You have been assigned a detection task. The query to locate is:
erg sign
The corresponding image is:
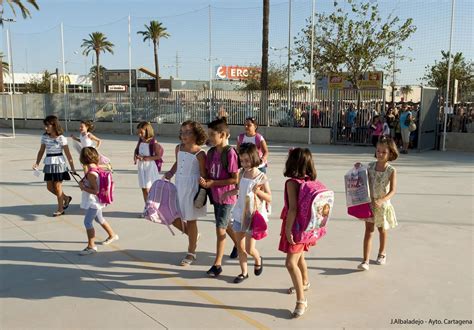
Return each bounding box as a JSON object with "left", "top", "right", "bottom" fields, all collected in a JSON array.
[{"left": 215, "top": 65, "right": 258, "bottom": 80}]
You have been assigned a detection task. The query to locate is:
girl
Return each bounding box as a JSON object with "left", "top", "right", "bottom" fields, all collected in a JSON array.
[
  {"left": 33, "top": 115, "right": 76, "bottom": 217},
  {"left": 236, "top": 117, "right": 269, "bottom": 173},
  {"left": 134, "top": 121, "right": 163, "bottom": 214},
  {"left": 164, "top": 121, "right": 207, "bottom": 266},
  {"left": 279, "top": 148, "right": 318, "bottom": 318},
  {"left": 78, "top": 147, "right": 118, "bottom": 255},
  {"left": 356, "top": 136, "right": 398, "bottom": 271},
  {"left": 70, "top": 120, "right": 112, "bottom": 171},
  {"left": 222, "top": 143, "right": 272, "bottom": 283},
  {"left": 370, "top": 115, "right": 384, "bottom": 147}
]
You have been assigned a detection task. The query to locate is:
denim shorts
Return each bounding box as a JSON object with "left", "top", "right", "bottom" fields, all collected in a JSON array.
[{"left": 213, "top": 203, "right": 233, "bottom": 229}]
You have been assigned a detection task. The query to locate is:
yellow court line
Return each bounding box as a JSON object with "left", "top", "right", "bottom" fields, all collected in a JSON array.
[{"left": 1, "top": 185, "right": 270, "bottom": 329}]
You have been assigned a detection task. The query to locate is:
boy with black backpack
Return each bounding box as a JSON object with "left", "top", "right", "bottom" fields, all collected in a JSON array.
[{"left": 199, "top": 118, "right": 239, "bottom": 277}]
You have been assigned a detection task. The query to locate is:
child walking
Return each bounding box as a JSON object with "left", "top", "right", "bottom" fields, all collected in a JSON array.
[
  {"left": 356, "top": 136, "right": 398, "bottom": 271},
  {"left": 78, "top": 147, "right": 118, "bottom": 255},
  {"left": 222, "top": 143, "right": 272, "bottom": 283},
  {"left": 164, "top": 121, "right": 207, "bottom": 266},
  {"left": 33, "top": 115, "right": 76, "bottom": 217},
  {"left": 134, "top": 122, "right": 163, "bottom": 214},
  {"left": 200, "top": 118, "right": 239, "bottom": 277},
  {"left": 236, "top": 117, "right": 269, "bottom": 173},
  {"left": 70, "top": 120, "right": 111, "bottom": 171},
  {"left": 279, "top": 148, "right": 318, "bottom": 318}
]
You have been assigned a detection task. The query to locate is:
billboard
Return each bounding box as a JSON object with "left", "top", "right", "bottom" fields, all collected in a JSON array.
[
  {"left": 319, "top": 71, "right": 384, "bottom": 89},
  {"left": 215, "top": 66, "right": 259, "bottom": 80},
  {"left": 103, "top": 69, "right": 137, "bottom": 85}
]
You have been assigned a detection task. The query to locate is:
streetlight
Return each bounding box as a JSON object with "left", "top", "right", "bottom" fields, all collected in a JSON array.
[{"left": 270, "top": 46, "right": 287, "bottom": 67}]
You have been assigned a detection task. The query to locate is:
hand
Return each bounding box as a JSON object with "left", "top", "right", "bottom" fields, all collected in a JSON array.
[
  {"left": 285, "top": 228, "right": 295, "bottom": 245},
  {"left": 163, "top": 171, "right": 173, "bottom": 180},
  {"left": 79, "top": 182, "right": 85, "bottom": 191},
  {"left": 252, "top": 184, "right": 263, "bottom": 194},
  {"left": 354, "top": 162, "right": 362, "bottom": 169},
  {"left": 32, "top": 163, "right": 39, "bottom": 170},
  {"left": 70, "top": 134, "right": 75, "bottom": 138},
  {"left": 142, "top": 156, "right": 148, "bottom": 161},
  {"left": 374, "top": 199, "right": 384, "bottom": 208}
]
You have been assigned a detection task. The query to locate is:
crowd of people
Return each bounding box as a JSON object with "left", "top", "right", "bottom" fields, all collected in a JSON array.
[{"left": 33, "top": 114, "right": 399, "bottom": 319}]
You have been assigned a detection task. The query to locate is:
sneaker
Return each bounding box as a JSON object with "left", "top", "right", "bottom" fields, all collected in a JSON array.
[
  {"left": 206, "top": 265, "right": 223, "bottom": 277},
  {"left": 357, "top": 261, "right": 369, "bottom": 271},
  {"left": 376, "top": 254, "right": 386, "bottom": 265},
  {"left": 103, "top": 234, "right": 119, "bottom": 245},
  {"left": 79, "top": 246, "right": 97, "bottom": 256},
  {"left": 229, "top": 246, "right": 238, "bottom": 259}
]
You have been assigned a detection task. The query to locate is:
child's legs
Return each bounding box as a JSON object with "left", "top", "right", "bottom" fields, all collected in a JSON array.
[
  {"left": 377, "top": 227, "right": 387, "bottom": 255},
  {"left": 53, "top": 181, "right": 65, "bottom": 211},
  {"left": 95, "top": 209, "right": 115, "bottom": 238},
  {"left": 46, "top": 180, "right": 56, "bottom": 195},
  {"left": 285, "top": 252, "right": 305, "bottom": 302},
  {"left": 214, "top": 227, "right": 227, "bottom": 266},
  {"left": 363, "top": 221, "right": 376, "bottom": 262},
  {"left": 185, "top": 220, "right": 198, "bottom": 254},
  {"left": 213, "top": 204, "right": 233, "bottom": 266},
  {"left": 244, "top": 234, "right": 261, "bottom": 265},
  {"left": 297, "top": 252, "right": 309, "bottom": 285},
  {"left": 235, "top": 232, "right": 248, "bottom": 275},
  {"left": 172, "top": 218, "right": 188, "bottom": 235},
  {"left": 225, "top": 224, "right": 238, "bottom": 247},
  {"left": 141, "top": 188, "right": 149, "bottom": 203},
  {"left": 84, "top": 208, "right": 98, "bottom": 247}
]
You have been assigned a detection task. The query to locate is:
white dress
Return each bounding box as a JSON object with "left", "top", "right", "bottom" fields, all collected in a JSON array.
[
  {"left": 232, "top": 171, "right": 268, "bottom": 232},
  {"left": 137, "top": 142, "right": 160, "bottom": 189},
  {"left": 175, "top": 149, "right": 207, "bottom": 220},
  {"left": 80, "top": 133, "right": 94, "bottom": 147}
]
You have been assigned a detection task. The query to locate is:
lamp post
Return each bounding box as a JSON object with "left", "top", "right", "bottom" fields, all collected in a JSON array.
[
  {"left": 1, "top": 17, "right": 16, "bottom": 137},
  {"left": 269, "top": 46, "right": 287, "bottom": 67}
]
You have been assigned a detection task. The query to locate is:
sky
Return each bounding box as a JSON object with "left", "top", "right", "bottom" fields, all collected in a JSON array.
[{"left": 1, "top": 0, "right": 472, "bottom": 86}]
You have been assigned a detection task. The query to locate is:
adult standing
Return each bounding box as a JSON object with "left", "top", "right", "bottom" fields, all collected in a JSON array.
[{"left": 399, "top": 104, "right": 412, "bottom": 154}]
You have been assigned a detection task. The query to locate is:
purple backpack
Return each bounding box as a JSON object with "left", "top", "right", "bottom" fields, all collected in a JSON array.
[
  {"left": 144, "top": 179, "right": 182, "bottom": 235},
  {"left": 134, "top": 137, "right": 164, "bottom": 171}
]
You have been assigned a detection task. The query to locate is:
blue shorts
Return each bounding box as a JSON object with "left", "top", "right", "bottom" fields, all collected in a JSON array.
[
  {"left": 84, "top": 208, "right": 105, "bottom": 229},
  {"left": 213, "top": 203, "right": 233, "bottom": 229}
]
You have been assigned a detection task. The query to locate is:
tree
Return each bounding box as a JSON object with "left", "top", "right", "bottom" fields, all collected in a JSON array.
[
  {"left": 23, "top": 70, "right": 58, "bottom": 94},
  {"left": 137, "top": 20, "right": 170, "bottom": 98},
  {"left": 81, "top": 32, "right": 114, "bottom": 93},
  {"left": 423, "top": 51, "right": 474, "bottom": 103},
  {"left": 260, "top": 0, "right": 269, "bottom": 90},
  {"left": 400, "top": 85, "right": 413, "bottom": 101},
  {"left": 0, "top": 51, "right": 9, "bottom": 92},
  {"left": 241, "top": 64, "right": 298, "bottom": 91},
  {"left": 0, "top": 0, "right": 39, "bottom": 22},
  {"left": 294, "top": 0, "right": 416, "bottom": 88}
]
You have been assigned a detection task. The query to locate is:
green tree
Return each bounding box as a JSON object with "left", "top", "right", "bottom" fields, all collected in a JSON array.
[
  {"left": 0, "top": 51, "right": 9, "bottom": 92},
  {"left": 137, "top": 20, "right": 170, "bottom": 98},
  {"left": 400, "top": 85, "right": 413, "bottom": 101},
  {"left": 0, "top": 0, "right": 39, "bottom": 21},
  {"left": 423, "top": 51, "right": 474, "bottom": 103},
  {"left": 24, "top": 70, "right": 58, "bottom": 94},
  {"left": 294, "top": 0, "right": 416, "bottom": 88},
  {"left": 241, "top": 64, "right": 298, "bottom": 91},
  {"left": 81, "top": 32, "right": 114, "bottom": 93}
]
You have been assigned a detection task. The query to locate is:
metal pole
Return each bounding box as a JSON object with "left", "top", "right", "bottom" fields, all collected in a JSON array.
[
  {"left": 6, "top": 28, "right": 15, "bottom": 137},
  {"left": 208, "top": 5, "right": 213, "bottom": 122},
  {"left": 60, "top": 22, "right": 68, "bottom": 131},
  {"left": 442, "top": 0, "right": 456, "bottom": 152},
  {"left": 128, "top": 14, "right": 133, "bottom": 135},
  {"left": 287, "top": 0, "right": 292, "bottom": 123},
  {"left": 308, "top": 0, "right": 315, "bottom": 144}
]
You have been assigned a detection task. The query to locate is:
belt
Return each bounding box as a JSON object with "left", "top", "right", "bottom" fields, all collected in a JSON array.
[{"left": 46, "top": 153, "right": 63, "bottom": 157}]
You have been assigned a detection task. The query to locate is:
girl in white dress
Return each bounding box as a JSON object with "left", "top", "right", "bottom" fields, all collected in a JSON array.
[
  {"left": 164, "top": 120, "right": 207, "bottom": 266},
  {"left": 222, "top": 143, "right": 272, "bottom": 283},
  {"left": 134, "top": 122, "right": 164, "bottom": 210}
]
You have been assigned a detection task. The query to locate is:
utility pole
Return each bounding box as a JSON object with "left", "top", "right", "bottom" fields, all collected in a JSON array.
[{"left": 175, "top": 51, "right": 180, "bottom": 78}]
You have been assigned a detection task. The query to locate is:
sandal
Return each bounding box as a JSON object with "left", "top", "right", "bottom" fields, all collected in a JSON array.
[
  {"left": 254, "top": 256, "right": 263, "bottom": 276},
  {"left": 233, "top": 273, "right": 249, "bottom": 283},
  {"left": 63, "top": 196, "right": 72, "bottom": 209},
  {"left": 292, "top": 299, "right": 308, "bottom": 318},
  {"left": 53, "top": 210, "right": 64, "bottom": 217},
  {"left": 288, "top": 282, "right": 311, "bottom": 294},
  {"left": 180, "top": 253, "right": 196, "bottom": 266},
  {"left": 376, "top": 254, "right": 386, "bottom": 265}
]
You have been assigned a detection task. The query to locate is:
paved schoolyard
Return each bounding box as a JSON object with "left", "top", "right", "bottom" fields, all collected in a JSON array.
[{"left": 0, "top": 129, "right": 472, "bottom": 329}]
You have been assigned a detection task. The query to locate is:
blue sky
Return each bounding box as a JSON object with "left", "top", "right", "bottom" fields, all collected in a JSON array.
[{"left": 1, "top": 0, "right": 472, "bottom": 85}]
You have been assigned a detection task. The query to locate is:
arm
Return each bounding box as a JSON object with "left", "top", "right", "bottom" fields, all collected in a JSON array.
[
  {"left": 254, "top": 178, "right": 271, "bottom": 204},
  {"left": 284, "top": 180, "right": 299, "bottom": 245},
  {"left": 204, "top": 172, "right": 238, "bottom": 187},
  {"left": 375, "top": 168, "right": 397, "bottom": 207},
  {"left": 260, "top": 139, "right": 269, "bottom": 163},
  {"left": 70, "top": 134, "right": 80, "bottom": 142},
  {"left": 221, "top": 170, "right": 242, "bottom": 200},
  {"left": 63, "top": 145, "right": 76, "bottom": 173},
  {"left": 88, "top": 133, "right": 102, "bottom": 149},
  {"left": 79, "top": 172, "right": 99, "bottom": 195},
  {"left": 33, "top": 144, "right": 46, "bottom": 169},
  {"left": 164, "top": 145, "right": 179, "bottom": 179}
]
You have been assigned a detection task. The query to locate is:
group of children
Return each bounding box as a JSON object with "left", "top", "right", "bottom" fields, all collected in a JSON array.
[{"left": 33, "top": 115, "right": 399, "bottom": 318}]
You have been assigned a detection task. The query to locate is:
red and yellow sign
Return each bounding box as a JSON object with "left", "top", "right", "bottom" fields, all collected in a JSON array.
[{"left": 215, "top": 66, "right": 259, "bottom": 80}]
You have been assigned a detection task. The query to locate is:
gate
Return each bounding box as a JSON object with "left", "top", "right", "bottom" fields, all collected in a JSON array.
[
  {"left": 417, "top": 87, "right": 439, "bottom": 152},
  {"left": 332, "top": 89, "right": 385, "bottom": 145}
]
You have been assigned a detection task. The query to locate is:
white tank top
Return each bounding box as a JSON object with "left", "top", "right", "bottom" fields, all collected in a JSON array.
[{"left": 80, "top": 133, "right": 94, "bottom": 148}]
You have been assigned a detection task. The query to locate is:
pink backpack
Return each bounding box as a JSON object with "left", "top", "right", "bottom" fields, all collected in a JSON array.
[
  {"left": 87, "top": 168, "right": 114, "bottom": 205},
  {"left": 283, "top": 178, "right": 334, "bottom": 244},
  {"left": 144, "top": 179, "right": 182, "bottom": 235}
]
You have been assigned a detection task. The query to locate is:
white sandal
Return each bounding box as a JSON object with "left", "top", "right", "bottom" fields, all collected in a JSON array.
[
  {"left": 180, "top": 253, "right": 196, "bottom": 266},
  {"left": 292, "top": 299, "right": 308, "bottom": 318},
  {"left": 288, "top": 282, "right": 311, "bottom": 294}
]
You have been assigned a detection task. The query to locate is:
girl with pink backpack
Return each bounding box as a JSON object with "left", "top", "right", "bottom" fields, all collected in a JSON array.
[
  {"left": 236, "top": 117, "right": 269, "bottom": 173},
  {"left": 221, "top": 143, "right": 272, "bottom": 284},
  {"left": 77, "top": 147, "right": 118, "bottom": 255}
]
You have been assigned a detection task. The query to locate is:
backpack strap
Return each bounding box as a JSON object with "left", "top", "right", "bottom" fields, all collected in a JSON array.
[
  {"left": 254, "top": 133, "right": 262, "bottom": 149},
  {"left": 134, "top": 138, "right": 142, "bottom": 156},
  {"left": 237, "top": 133, "right": 244, "bottom": 145}
]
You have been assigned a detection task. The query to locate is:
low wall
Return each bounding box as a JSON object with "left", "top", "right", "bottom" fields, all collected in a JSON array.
[
  {"left": 444, "top": 132, "right": 474, "bottom": 152},
  {"left": 0, "top": 119, "right": 332, "bottom": 145}
]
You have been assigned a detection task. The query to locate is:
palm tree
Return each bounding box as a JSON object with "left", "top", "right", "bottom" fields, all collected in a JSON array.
[
  {"left": 137, "top": 20, "right": 170, "bottom": 98},
  {"left": 81, "top": 32, "right": 114, "bottom": 93},
  {"left": 400, "top": 85, "right": 413, "bottom": 101},
  {"left": 0, "top": 0, "right": 39, "bottom": 21},
  {"left": 260, "top": 0, "right": 269, "bottom": 90},
  {"left": 0, "top": 52, "right": 9, "bottom": 92}
]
